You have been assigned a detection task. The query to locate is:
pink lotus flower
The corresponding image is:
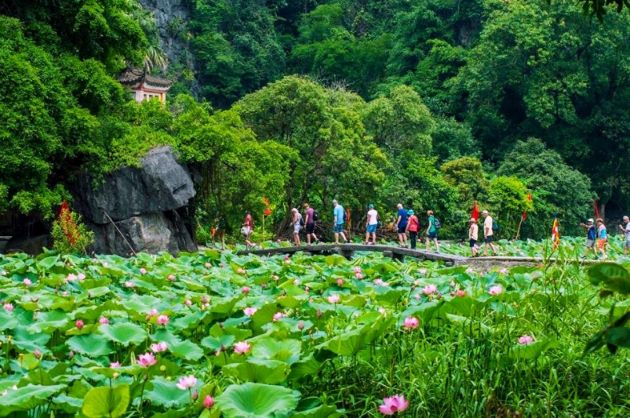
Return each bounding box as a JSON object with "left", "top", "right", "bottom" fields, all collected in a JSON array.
[
  {"left": 453, "top": 289, "right": 466, "bottom": 297},
  {"left": 156, "top": 314, "right": 169, "bottom": 325},
  {"left": 204, "top": 262, "right": 212, "bottom": 268},
  {"left": 151, "top": 342, "right": 168, "bottom": 353},
  {"left": 414, "top": 293, "right": 421, "bottom": 300},
  {"left": 423, "top": 284, "right": 438, "bottom": 295},
  {"left": 110, "top": 361, "right": 121, "bottom": 368},
  {"left": 138, "top": 352, "right": 156, "bottom": 367},
  {"left": 176, "top": 375, "right": 197, "bottom": 390},
  {"left": 203, "top": 395, "right": 215, "bottom": 409},
  {"left": 304, "top": 286, "right": 310, "bottom": 293},
  {"left": 293, "top": 279, "right": 300, "bottom": 286},
  {"left": 273, "top": 312, "right": 285, "bottom": 322},
  {"left": 139, "top": 268, "right": 147, "bottom": 275},
  {"left": 488, "top": 285, "right": 503, "bottom": 296},
  {"left": 518, "top": 335, "right": 535, "bottom": 345},
  {"left": 33, "top": 349, "right": 42, "bottom": 359},
  {"left": 378, "top": 307, "right": 387, "bottom": 315},
  {"left": 3, "top": 303, "right": 14, "bottom": 313},
  {"left": 99, "top": 316, "right": 109, "bottom": 325},
  {"left": 75, "top": 319, "right": 84, "bottom": 329},
  {"left": 403, "top": 316, "right": 419, "bottom": 330},
  {"left": 78, "top": 273, "right": 86, "bottom": 281},
  {"left": 336, "top": 278, "right": 344, "bottom": 286},
  {"left": 167, "top": 274, "right": 176, "bottom": 281},
  {"left": 65, "top": 273, "right": 77, "bottom": 282},
  {"left": 23, "top": 278, "right": 32, "bottom": 286},
  {"left": 355, "top": 272, "right": 364, "bottom": 279},
  {"left": 418, "top": 268, "right": 428, "bottom": 276},
  {"left": 379, "top": 394, "right": 409, "bottom": 415},
  {"left": 327, "top": 294, "right": 340, "bottom": 304},
  {"left": 374, "top": 278, "right": 384, "bottom": 286},
  {"left": 201, "top": 295, "right": 210, "bottom": 304},
  {"left": 147, "top": 308, "right": 158, "bottom": 317},
  {"left": 62, "top": 291, "right": 69, "bottom": 297},
  {"left": 272, "top": 275, "right": 280, "bottom": 281},
  {"left": 499, "top": 268, "right": 508, "bottom": 275},
  {"left": 234, "top": 341, "right": 251, "bottom": 355},
  {"left": 185, "top": 299, "right": 192, "bottom": 306},
  {"left": 241, "top": 286, "right": 251, "bottom": 295},
  {"left": 124, "top": 281, "right": 135, "bottom": 288},
  {"left": 243, "top": 307, "right": 257, "bottom": 317},
  {"left": 297, "top": 320, "right": 305, "bottom": 331},
  {"left": 354, "top": 267, "right": 362, "bottom": 274}
]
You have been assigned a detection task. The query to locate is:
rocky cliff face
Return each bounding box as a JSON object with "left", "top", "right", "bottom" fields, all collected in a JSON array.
[
  {"left": 139, "top": 0, "right": 199, "bottom": 94},
  {"left": 74, "top": 147, "right": 197, "bottom": 255}
]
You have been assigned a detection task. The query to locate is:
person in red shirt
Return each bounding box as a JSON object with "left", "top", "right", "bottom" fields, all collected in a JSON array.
[{"left": 405, "top": 210, "right": 420, "bottom": 249}]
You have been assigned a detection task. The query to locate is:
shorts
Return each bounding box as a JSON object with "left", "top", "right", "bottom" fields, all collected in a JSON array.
[
  {"left": 485, "top": 236, "right": 494, "bottom": 243},
  {"left": 625, "top": 240, "right": 630, "bottom": 249},
  {"left": 597, "top": 239, "right": 607, "bottom": 250},
  {"left": 469, "top": 239, "right": 477, "bottom": 248},
  {"left": 398, "top": 225, "right": 407, "bottom": 234},
  {"left": 585, "top": 239, "right": 595, "bottom": 248},
  {"left": 334, "top": 223, "right": 345, "bottom": 233},
  {"left": 367, "top": 224, "right": 377, "bottom": 233},
  {"left": 305, "top": 223, "right": 315, "bottom": 234},
  {"left": 293, "top": 223, "right": 301, "bottom": 234},
  {"left": 428, "top": 232, "right": 438, "bottom": 240}
]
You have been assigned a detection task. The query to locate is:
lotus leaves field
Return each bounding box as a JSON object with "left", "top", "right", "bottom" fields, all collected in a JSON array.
[{"left": 0, "top": 250, "right": 629, "bottom": 417}]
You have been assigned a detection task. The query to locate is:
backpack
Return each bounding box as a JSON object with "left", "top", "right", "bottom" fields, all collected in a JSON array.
[
  {"left": 492, "top": 220, "right": 500, "bottom": 232},
  {"left": 433, "top": 218, "right": 441, "bottom": 229},
  {"left": 312, "top": 210, "right": 319, "bottom": 222}
]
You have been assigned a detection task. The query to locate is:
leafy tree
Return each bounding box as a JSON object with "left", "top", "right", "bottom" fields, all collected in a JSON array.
[
  {"left": 498, "top": 138, "right": 593, "bottom": 237},
  {"left": 487, "top": 176, "right": 533, "bottom": 239},
  {"left": 236, "top": 75, "right": 386, "bottom": 228},
  {"left": 432, "top": 117, "right": 478, "bottom": 162},
  {"left": 441, "top": 157, "right": 489, "bottom": 204}
]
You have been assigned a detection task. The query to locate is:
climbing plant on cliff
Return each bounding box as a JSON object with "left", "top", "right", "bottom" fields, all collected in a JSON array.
[{"left": 51, "top": 202, "right": 94, "bottom": 254}]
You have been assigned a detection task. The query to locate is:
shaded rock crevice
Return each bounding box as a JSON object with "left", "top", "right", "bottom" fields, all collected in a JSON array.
[{"left": 74, "top": 146, "right": 197, "bottom": 255}]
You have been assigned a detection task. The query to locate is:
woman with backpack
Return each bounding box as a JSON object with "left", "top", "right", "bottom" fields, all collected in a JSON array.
[
  {"left": 425, "top": 210, "right": 440, "bottom": 252},
  {"left": 303, "top": 203, "right": 320, "bottom": 245}
]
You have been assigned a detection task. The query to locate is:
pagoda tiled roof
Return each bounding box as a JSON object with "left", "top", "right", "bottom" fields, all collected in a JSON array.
[{"left": 118, "top": 68, "right": 172, "bottom": 88}]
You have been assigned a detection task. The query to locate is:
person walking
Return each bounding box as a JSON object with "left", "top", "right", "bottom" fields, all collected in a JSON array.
[
  {"left": 291, "top": 208, "right": 302, "bottom": 246},
  {"left": 241, "top": 211, "right": 255, "bottom": 248},
  {"left": 579, "top": 218, "right": 597, "bottom": 258},
  {"left": 406, "top": 210, "right": 420, "bottom": 249},
  {"left": 596, "top": 218, "right": 608, "bottom": 259},
  {"left": 468, "top": 218, "right": 479, "bottom": 257},
  {"left": 481, "top": 210, "right": 498, "bottom": 256},
  {"left": 395, "top": 203, "right": 408, "bottom": 247},
  {"left": 425, "top": 210, "right": 440, "bottom": 252},
  {"left": 365, "top": 204, "right": 378, "bottom": 245},
  {"left": 303, "top": 203, "right": 319, "bottom": 245},
  {"left": 618, "top": 215, "right": 630, "bottom": 256},
  {"left": 332, "top": 200, "right": 348, "bottom": 244}
]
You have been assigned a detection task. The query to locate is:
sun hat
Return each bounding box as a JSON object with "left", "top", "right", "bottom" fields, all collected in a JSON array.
[
  {"left": 368, "top": 204, "right": 374, "bottom": 209},
  {"left": 587, "top": 218, "right": 594, "bottom": 223},
  {"left": 407, "top": 210, "right": 414, "bottom": 215}
]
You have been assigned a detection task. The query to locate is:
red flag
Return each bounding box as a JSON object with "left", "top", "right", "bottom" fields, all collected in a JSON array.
[
  {"left": 551, "top": 218, "right": 560, "bottom": 249},
  {"left": 521, "top": 193, "right": 533, "bottom": 221},
  {"left": 593, "top": 200, "right": 600, "bottom": 219},
  {"left": 471, "top": 201, "right": 479, "bottom": 221}
]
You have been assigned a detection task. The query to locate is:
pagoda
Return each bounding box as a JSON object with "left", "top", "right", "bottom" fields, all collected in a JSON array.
[{"left": 118, "top": 68, "right": 172, "bottom": 104}]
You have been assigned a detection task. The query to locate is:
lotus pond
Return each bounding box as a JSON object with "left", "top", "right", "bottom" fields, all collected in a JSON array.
[{"left": 0, "top": 250, "right": 629, "bottom": 417}]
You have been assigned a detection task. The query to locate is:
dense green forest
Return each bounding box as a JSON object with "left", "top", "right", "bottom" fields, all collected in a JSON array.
[{"left": 0, "top": 0, "right": 629, "bottom": 240}]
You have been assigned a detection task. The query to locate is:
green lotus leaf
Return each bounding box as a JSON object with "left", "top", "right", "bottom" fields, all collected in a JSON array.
[
  {"left": 250, "top": 337, "right": 301, "bottom": 365},
  {"left": 67, "top": 334, "right": 114, "bottom": 357},
  {"left": 100, "top": 322, "right": 148, "bottom": 346},
  {"left": 0, "top": 384, "right": 66, "bottom": 417},
  {"left": 215, "top": 383, "right": 300, "bottom": 418},
  {"left": 170, "top": 340, "right": 205, "bottom": 361},
  {"left": 201, "top": 334, "right": 235, "bottom": 351},
  {"left": 222, "top": 358, "right": 290, "bottom": 384},
  {"left": 82, "top": 385, "right": 130, "bottom": 418},
  {"left": 144, "top": 377, "right": 190, "bottom": 409}
]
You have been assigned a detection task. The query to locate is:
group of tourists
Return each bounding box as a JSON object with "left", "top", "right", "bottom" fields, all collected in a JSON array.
[
  {"left": 238, "top": 202, "right": 630, "bottom": 258},
  {"left": 579, "top": 216, "right": 630, "bottom": 259},
  {"left": 273, "top": 201, "right": 500, "bottom": 256}
]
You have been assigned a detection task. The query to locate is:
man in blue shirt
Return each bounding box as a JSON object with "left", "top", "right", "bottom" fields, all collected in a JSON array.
[
  {"left": 579, "top": 218, "right": 596, "bottom": 258},
  {"left": 395, "top": 203, "right": 408, "bottom": 247},
  {"left": 333, "top": 199, "right": 348, "bottom": 244}
]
